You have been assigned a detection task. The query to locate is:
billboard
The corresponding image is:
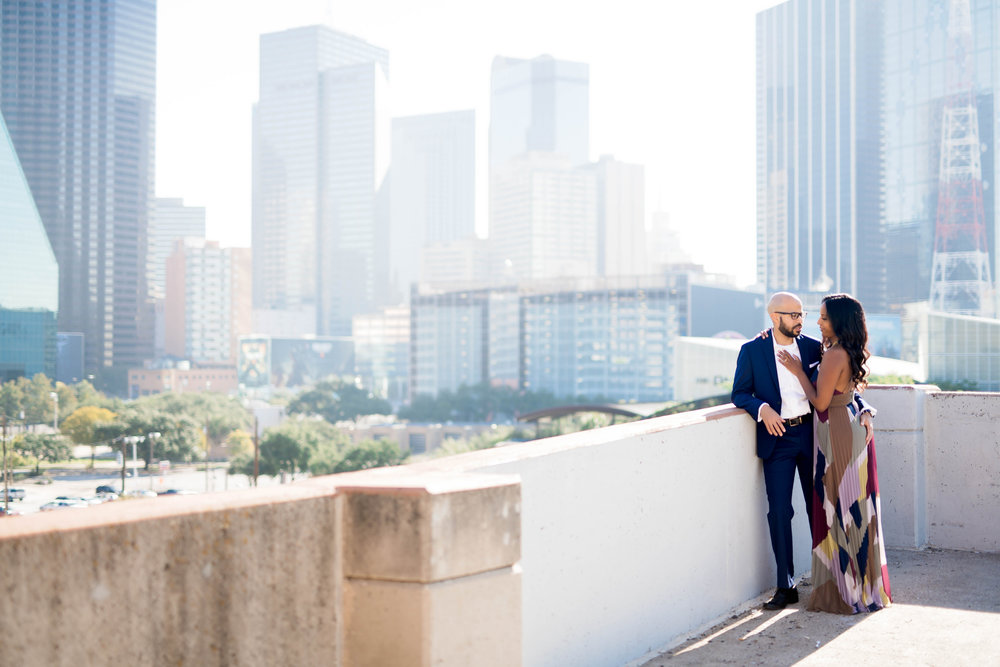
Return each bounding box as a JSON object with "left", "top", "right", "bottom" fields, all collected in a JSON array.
[
  {"left": 238, "top": 336, "right": 354, "bottom": 389},
  {"left": 237, "top": 337, "right": 270, "bottom": 388}
]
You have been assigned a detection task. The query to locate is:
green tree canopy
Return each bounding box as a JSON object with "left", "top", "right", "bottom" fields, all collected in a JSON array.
[
  {"left": 399, "top": 383, "right": 564, "bottom": 422},
  {"left": 61, "top": 406, "right": 118, "bottom": 445},
  {"left": 15, "top": 433, "right": 72, "bottom": 474},
  {"left": 329, "top": 439, "right": 408, "bottom": 475},
  {"left": 136, "top": 392, "right": 251, "bottom": 447},
  {"left": 287, "top": 379, "right": 392, "bottom": 424}
]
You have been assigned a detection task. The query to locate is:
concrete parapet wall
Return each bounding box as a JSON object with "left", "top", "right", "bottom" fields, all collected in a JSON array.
[
  {"left": 0, "top": 470, "right": 523, "bottom": 667},
  {"left": 924, "top": 392, "right": 1000, "bottom": 551},
  {"left": 0, "top": 484, "right": 342, "bottom": 666},
  {"left": 412, "top": 405, "right": 812, "bottom": 667}
]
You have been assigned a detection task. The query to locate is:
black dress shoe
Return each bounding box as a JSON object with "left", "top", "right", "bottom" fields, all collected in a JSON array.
[{"left": 763, "top": 587, "right": 799, "bottom": 610}]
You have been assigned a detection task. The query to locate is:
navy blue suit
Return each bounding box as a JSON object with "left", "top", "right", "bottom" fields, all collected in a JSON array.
[{"left": 732, "top": 333, "right": 822, "bottom": 589}]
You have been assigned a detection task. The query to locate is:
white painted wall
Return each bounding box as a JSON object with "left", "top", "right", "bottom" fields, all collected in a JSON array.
[
  {"left": 414, "top": 384, "right": 1000, "bottom": 666},
  {"left": 924, "top": 392, "right": 1000, "bottom": 551},
  {"left": 419, "top": 407, "right": 811, "bottom": 667}
]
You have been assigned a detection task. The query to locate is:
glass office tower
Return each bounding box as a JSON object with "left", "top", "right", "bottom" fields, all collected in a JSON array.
[
  {"left": 0, "top": 111, "right": 58, "bottom": 380},
  {"left": 489, "top": 55, "right": 590, "bottom": 171},
  {"left": 756, "top": 0, "right": 885, "bottom": 311},
  {"left": 0, "top": 0, "right": 156, "bottom": 380},
  {"left": 884, "top": 0, "right": 1000, "bottom": 308},
  {"left": 253, "top": 26, "right": 390, "bottom": 336},
  {"left": 389, "top": 110, "right": 476, "bottom": 302}
]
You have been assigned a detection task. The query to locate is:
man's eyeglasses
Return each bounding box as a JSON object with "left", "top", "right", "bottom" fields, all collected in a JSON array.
[{"left": 775, "top": 311, "right": 806, "bottom": 320}]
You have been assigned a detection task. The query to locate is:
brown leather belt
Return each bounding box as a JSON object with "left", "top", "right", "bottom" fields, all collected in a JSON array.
[{"left": 783, "top": 414, "right": 812, "bottom": 427}]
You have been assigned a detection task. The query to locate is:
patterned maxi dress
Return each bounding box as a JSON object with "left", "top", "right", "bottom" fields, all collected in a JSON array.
[{"left": 807, "top": 389, "right": 892, "bottom": 614}]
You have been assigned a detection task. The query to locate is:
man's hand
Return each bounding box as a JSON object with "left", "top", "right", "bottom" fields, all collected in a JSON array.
[
  {"left": 860, "top": 412, "right": 874, "bottom": 443},
  {"left": 760, "top": 404, "right": 786, "bottom": 437}
]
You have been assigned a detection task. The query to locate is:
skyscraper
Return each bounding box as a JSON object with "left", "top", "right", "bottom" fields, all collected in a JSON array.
[
  {"left": 253, "top": 25, "right": 390, "bottom": 336},
  {"left": 491, "top": 152, "right": 598, "bottom": 281},
  {"left": 489, "top": 55, "right": 589, "bottom": 171},
  {"left": 756, "top": 0, "right": 885, "bottom": 310},
  {"left": 0, "top": 0, "right": 156, "bottom": 380},
  {"left": 149, "top": 198, "right": 206, "bottom": 300},
  {"left": 0, "top": 110, "right": 58, "bottom": 381},
  {"left": 884, "top": 0, "right": 1000, "bottom": 313},
  {"left": 489, "top": 55, "right": 593, "bottom": 283},
  {"left": 165, "top": 239, "right": 251, "bottom": 363},
  {"left": 584, "top": 155, "right": 647, "bottom": 277},
  {"left": 390, "top": 110, "right": 475, "bottom": 301}
]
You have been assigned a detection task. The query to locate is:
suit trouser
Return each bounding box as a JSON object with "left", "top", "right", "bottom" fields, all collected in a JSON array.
[{"left": 762, "top": 422, "right": 813, "bottom": 589}]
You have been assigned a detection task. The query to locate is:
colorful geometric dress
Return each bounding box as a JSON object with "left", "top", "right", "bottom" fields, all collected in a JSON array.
[{"left": 807, "top": 388, "right": 892, "bottom": 614}]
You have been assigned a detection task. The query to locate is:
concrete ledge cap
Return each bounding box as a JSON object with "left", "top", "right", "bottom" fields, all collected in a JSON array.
[
  {"left": 331, "top": 467, "right": 521, "bottom": 496},
  {"left": 0, "top": 483, "right": 335, "bottom": 540}
]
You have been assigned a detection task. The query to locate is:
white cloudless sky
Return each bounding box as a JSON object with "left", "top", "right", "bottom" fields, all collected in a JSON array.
[{"left": 156, "top": 0, "right": 783, "bottom": 287}]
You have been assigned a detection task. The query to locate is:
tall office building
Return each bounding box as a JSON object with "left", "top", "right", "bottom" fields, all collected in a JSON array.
[
  {"left": 491, "top": 152, "right": 598, "bottom": 281},
  {"left": 165, "top": 239, "right": 251, "bottom": 363},
  {"left": 489, "top": 55, "right": 593, "bottom": 283},
  {"left": 390, "top": 110, "right": 475, "bottom": 301},
  {"left": 149, "top": 198, "right": 206, "bottom": 299},
  {"left": 253, "top": 25, "right": 390, "bottom": 336},
  {"left": 0, "top": 110, "right": 58, "bottom": 381},
  {"left": 584, "top": 155, "right": 647, "bottom": 277},
  {"left": 489, "top": 55, "right": 589, "bottom": 171},
  {"left": 884, "top": 1, "right": 1000, "bottom": 311},
  {"left": 756, "top": 0, "right": 885, "bottom": 310},
  {"left": 0, "top": 0, "right": 156, "bottom": 379}
]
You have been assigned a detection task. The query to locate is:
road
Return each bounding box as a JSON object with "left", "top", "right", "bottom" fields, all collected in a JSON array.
[{"left": 2, "top": 463, "right": 301, "bottom": 516}]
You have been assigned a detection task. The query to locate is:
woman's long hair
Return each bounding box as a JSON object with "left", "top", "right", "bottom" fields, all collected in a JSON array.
[{"left": 823, "top": 293, "right": 870, "bottom": 389}]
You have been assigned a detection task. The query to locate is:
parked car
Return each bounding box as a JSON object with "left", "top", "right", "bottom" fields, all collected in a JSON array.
[
  {"left": 96, "top": 485, "right": 117, "bottom": 494},
  {"left": 95, "top": 492, "right": 119, "bottom": 502},
  {"left": 122, "top": 489, "right": 157, "bottom": 499},
  {"left": 40, "top": 500, "right": 88, "bottom": 511},
  {"left": 0, "top": 506, "right": 22, "bottom": 516},
  {"left": 3, "top": 488, "right": 25, "bottom": 501},
  {"left": 157, "top": 489, "right": 197, "bottom": 496}
]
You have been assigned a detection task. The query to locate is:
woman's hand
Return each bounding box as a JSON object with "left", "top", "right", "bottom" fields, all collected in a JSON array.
[{"left": 776, "top": 349, "right": 804, "bottom": 376}]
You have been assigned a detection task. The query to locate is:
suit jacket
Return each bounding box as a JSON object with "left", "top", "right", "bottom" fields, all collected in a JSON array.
[{"left": 731, "top": 332, "right": 823, "bottom": 460}]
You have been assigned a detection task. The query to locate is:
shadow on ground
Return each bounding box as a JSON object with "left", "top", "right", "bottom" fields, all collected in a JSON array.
[{"left": 637, "top": 548, "right": 1000, "bottom": 666}]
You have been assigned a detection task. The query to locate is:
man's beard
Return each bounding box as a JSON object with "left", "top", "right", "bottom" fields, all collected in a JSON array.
[{"left": 778, "top": 322, "right": 800, "bottom": 338}]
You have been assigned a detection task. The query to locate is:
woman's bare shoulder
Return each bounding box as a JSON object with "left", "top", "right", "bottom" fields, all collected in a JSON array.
[{"left": 822, "top": 346, "right": 850, "bottom": 364}]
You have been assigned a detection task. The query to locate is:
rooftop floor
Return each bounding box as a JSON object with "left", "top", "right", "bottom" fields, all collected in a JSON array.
[{"left": 635, "top": 548, "right": 1000, "bottom": 666}]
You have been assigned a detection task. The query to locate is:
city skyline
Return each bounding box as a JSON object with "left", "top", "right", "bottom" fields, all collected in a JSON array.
[{"left": 157, "top": 0, "right": 781, "bottom": 288}]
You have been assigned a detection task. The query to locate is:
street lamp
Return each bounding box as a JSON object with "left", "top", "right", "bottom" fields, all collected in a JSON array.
[
  {"left": 49, "top": 391, "right": 58, "bottom": 431},
  {"left": 119, "top": 435, "right": 141, "bottom": 493},
  {"left": 146, "top": 432, "right": 161, "bottom": 490}
]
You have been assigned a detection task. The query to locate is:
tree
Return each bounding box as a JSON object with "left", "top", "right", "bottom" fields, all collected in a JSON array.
[
  {"left": 288, "top": 379, "right": 392, "bottom": 424},
  {"left": 0, "top": 380, "right": 25, "bottom": 420},
  {"left": 60, "top": 406, "right": 118, "bottom": 467},
  {"left": 17, "top": 374, "right": 56, "bottom": 429},
  {"left": 138, "top": 392, "right": 251, "bottom": 451},
  {"left": 15, "top": 433, "right": 72, "bottom": 474},
  {"left": 225, "top": 429, "right": 253, "bottom": 459},
  {"left": 330, "top": 439, "right": 407, "bottom": 474},
  {"left": 230, "top": 418, "right": 349, "bottom": 480}
]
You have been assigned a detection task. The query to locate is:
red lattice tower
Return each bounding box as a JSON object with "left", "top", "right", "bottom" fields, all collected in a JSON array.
[{"left": 930, "top": 0, "right": 994, "bottom": 316}]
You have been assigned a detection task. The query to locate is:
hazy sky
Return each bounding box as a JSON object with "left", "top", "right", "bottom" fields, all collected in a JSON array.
[{"left": 157, "top": 0, "right": 783, "bottom": 287}]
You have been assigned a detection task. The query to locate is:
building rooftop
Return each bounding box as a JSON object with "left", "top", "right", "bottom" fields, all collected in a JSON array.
[{"left": 635, "top": 547, "right": 1000, "bottom": 666}]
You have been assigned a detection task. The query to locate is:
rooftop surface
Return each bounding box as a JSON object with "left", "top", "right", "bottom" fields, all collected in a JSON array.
[{"left": 635, "top": 548, "right": 1000, "bottom": 666}]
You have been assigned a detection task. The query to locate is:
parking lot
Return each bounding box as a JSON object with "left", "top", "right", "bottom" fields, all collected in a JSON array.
[{"left": 2, "top": 463, "right": 288, "bottom": 516}]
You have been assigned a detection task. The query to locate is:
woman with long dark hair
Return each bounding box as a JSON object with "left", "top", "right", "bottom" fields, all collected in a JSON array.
[{"left": 776, "top": 293, "right": 892, "bottom": 614}]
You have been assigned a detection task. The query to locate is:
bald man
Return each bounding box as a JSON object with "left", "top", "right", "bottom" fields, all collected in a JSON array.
[{"left": 731, "top": 292, "right": 873, "bottom": 610}]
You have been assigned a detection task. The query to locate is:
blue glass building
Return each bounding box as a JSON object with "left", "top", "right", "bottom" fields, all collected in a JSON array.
[
  {"left": 0, "top": 111, "right": 57, "bottom": 381},
  {"left": 884, "top": 0, "right": 1000, "bottom": 308},
  {"left": 756, "top": 0, "right": 886, "bottom": 311}
]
